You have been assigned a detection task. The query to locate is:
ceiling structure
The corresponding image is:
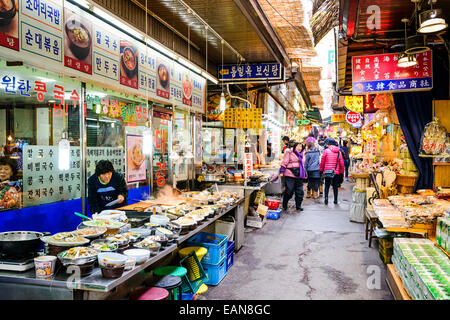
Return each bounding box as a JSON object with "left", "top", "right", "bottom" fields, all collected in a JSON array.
[
  {"left": 338, "top": 0, "right": 450, "bottom": 93},
  {"left": 92, "top": 0, "right": 330, "bottom": 120},
  {"left": 257, "top": 0, "right": 325, "bottom": 110}
]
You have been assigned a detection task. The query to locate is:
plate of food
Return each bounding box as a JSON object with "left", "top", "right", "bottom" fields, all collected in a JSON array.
[
  {"left": 83, "top": 218, "right": 125, "bottom": 230},
  {"left": 65, "top": 17, "right": 91, "bottom": 61},
  {"left": 74, "top": 227, "right": 107, "bottom": 239},
  {"left": 182, "top": 74, "right": 192, "bottom": 100},
  {"left": 129, "top": 143, "right": 144, "bottom": 168},
  {"left": 122, "top": 231, "right": 142, "bottom": 243},
  {"left": 58, "top": 246, "right": 98, "bottom": 266},
  {"left": 90, "top": 240, "right": 118, "bottom": 253},
  {"left": 157, "top": 64, "right": 169, "bottom": 90},
  {"left": 105, "top": 234, "right": 129, "bottom": 245},
  {"left": 121, "top": 47, "right": 138, "bottom": 79},
  {"left": 41, "top": 232, "right": 89, "bottom": 247}
]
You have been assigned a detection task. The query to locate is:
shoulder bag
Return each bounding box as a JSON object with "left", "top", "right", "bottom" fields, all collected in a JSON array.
[{"left": 323, "top": 151, "right": 340, "bottom": 179}]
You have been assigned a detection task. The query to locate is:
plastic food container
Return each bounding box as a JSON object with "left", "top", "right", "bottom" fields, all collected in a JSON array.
[
  {"left": 123, "top": 249, "right": 150, "bottom": 265},
  {"left": 124, "top": 256, "right": 136, "bottom": 271},
  {"left": 97, "top": 252, "right": 127, "bottom": 268},
  {"left": 150, "top": 215, "right": 170, "bottom": 226},
  {"left": 101, "top": 265, "right": 125, "bottom": 278},
  {"left": 34, "top": 255, "right": 57, "bottom": 278},
  {"left": 133, "top": 240, "right": 161, "bottom": 256}
]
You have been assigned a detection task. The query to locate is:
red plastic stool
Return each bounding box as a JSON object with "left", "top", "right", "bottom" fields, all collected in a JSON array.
[{"left": 130, "top": 287, "right": 169, "bottom": 300}]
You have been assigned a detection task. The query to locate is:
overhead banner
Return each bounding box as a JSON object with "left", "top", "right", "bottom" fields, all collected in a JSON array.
[
  {"left": 0, "top": 0, "right": 206, "bottom": 113},
  {"left": 352, "top": 51, "right": 432, "bottom": 95},
  {"left": 218, "top": 62, "right": 283, "bottom": 82}
]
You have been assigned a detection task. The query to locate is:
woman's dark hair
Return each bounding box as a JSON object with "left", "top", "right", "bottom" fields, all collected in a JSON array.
[
  {"left": 293, "top": 142, "right": 305, "bottom": 153},
  {"left": 95, "top": 160, "right": 115, "bottom": 176},
  {"left": 343, "top": 140, "right": 348, "bottom": 147},
  {"left": 282, "top": 136, "right": 290, "bottom": 142},
  {"left": 0, "top": 156, "right": 18, "bottom": 180}
]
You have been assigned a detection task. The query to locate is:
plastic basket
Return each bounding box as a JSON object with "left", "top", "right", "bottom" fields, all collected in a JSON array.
[
  {"left": 187, "top": 232, "right": 228, "bottom": 265},
  {"left": 227, "top": 241, "right": 234, "bottom": 255},
  {"left": 202, "top": 256, "right": 227, "bottom": 285},
  {"left": 226, "top": 251, "right": 234, "bottom": 271},
  {"left": 265, "top": 198, "right": 281, "bottom": 210},
  {"left": 179, "top": 251, "right": 208, "bottom": 293},
  {"left": 266, "top": 209, "right": 282, "bottom": 220},
  {"left": 378, "top": 238, "right": 393, "bottom": 249}
]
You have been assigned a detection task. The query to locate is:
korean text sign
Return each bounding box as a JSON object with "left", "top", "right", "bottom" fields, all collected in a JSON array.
[
  {"left": 218, "top": 63, "right": 283, "bottom": 81},
  {"left": 352, "top": 51, "right": 432, "bottom": 94}
]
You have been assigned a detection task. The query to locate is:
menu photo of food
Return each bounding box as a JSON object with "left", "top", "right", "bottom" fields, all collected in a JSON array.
[
  {"left": 0, "top": 0, "right": 18, "bottom": 51},
  {"left": 120, "top": 40, "right": 138, "bottom": 89},
  {"left": 182, "top": 72, "right": 192, "bottom": 106},
  {"left": 64, "top": 8, "right": 93, "bottom": 74},
  {"left": 156, "top": 57, "right": 170, "bottom": 99},
  {"left": 126, "top": 134, "right": 146, "bottom": 183}
]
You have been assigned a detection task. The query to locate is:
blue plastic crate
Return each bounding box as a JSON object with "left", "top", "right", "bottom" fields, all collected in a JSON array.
[
  {"left": 266, "top": 209, "right": 282, "bottom": 220},
  {"left": 187, "top": 232, "right": 228, "bottom": 265},
  {"left": 202, "top": 256, "right": 227, "bottom": 285},
  {"left": 226, "top": 251, "right": 234, "bottom": 271},
  {"left": 227, "top": 241, "right": 234, "bottom": 255}
]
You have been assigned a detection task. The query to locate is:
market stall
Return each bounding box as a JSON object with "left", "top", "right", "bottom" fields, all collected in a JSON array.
[{"left": 0, "top": 189, "right": 243, "bottom": 300}]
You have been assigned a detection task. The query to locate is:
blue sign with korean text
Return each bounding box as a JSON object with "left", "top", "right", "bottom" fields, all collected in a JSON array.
[{"left": 218, "top": 63, "right": 283, "bottom": 81}]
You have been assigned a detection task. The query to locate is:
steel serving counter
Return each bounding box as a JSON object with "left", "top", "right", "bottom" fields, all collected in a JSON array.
[{"left": 0, "top": 199, "right": 244, "bottom": 300}]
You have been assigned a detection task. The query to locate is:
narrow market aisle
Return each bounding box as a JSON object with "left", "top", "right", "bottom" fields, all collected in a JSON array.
[{"left": 202, "top": 181, "right": 393, "bottom": 300}]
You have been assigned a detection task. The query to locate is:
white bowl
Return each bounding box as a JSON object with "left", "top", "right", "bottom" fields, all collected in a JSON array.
[{"left": 123, "top": 249, "right": 150, "bottom": 265}]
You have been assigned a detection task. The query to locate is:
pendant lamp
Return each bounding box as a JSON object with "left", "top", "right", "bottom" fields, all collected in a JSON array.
[{"left": 417, "top": 1, "right": 448, "bottom": 34}]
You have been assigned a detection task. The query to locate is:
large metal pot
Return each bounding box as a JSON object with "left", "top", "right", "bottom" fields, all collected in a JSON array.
[{"left": 0, "top": 231, "right": 49, "bottom": 257}]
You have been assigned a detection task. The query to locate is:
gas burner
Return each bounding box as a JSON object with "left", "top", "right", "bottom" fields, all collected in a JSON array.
[{"left": 0, "top": 251, "right": 43, "bottom": 272}]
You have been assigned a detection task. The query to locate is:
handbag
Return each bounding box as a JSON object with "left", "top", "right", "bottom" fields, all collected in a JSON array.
[
  {"left": 323, "top": 151, "right": 341, "bottom": 179},
  {"left": 288, "top": 167, "right": 300, "bottom": 177}
]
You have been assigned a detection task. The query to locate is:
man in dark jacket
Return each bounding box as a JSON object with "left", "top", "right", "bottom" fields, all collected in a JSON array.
[
  {"left": 282, "top": 136, "right": 290, "bottom": 154},
  {"left": 88, "top": 160, "right": 128, "bottom": 215}
]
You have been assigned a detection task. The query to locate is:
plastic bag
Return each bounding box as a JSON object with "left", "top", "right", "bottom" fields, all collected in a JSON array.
[{"left": 419, "top": 118, "right": 449, "bottom": 157}]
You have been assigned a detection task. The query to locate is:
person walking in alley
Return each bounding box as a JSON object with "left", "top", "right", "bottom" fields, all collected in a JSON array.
[
  {"left": 279, "top": 142, "right": 307, "bottom": 212},
  {"left": 304, "top": 140, "right": 321, "bottom": 199},
  {"left": 319, "top": 138, "right": 344, "bottom": 205},
  {"left": 340, "top": 140, "right": 350, "bottom": 181}
]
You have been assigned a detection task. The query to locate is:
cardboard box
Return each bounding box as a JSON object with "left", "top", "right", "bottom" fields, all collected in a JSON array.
[{"left": 246, "top": 214, "right": 267, "bottom": 229}]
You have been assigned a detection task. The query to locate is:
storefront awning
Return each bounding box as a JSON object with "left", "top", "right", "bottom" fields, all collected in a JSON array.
[{"left": 310, "top": 0, "right": 339, "bottom": 46}]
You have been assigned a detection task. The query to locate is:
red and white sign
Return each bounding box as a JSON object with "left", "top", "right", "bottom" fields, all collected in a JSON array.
[
  {"left": 352, "top": 51, "right": 432, "bottom": 94},
  {"left": 346, "top": 111, "right": 361, "bottom": 124},
  {"left": 244, "top": 153, "right": 253, "bottom": 179}
]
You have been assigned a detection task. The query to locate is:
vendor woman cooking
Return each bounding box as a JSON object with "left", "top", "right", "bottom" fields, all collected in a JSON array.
[
  {"left": 0, "top": 156, "right": 21, "bottom": 211},
  {"left": 88, "top": 160, "right": 128, "bottom": 215}
]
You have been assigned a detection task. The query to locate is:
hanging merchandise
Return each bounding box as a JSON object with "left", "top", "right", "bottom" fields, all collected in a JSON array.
[{"left": 419, "top": 118, "right": 449, "bottom": 157}]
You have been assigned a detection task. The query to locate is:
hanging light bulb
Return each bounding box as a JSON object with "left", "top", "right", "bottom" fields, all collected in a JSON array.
[
  {"left": 397, "top": 52, "right": 417, "bottom": 68},
  {"left": 58, "top": 132, "right": 70, "bottom": 171},
  {"left": 417, "top": 1, "right": 448, "bottom": 34},
  {"left": 219, "top": 92, "right": 226, "bottom": 111},
  {"left": 142, "top": 126, "right": 152, "bottom": 155},
  {"left": 384, "top": 116, "right": 389, "bottom": 124}
]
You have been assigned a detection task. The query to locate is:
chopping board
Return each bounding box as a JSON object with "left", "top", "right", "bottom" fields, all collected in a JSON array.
[{"left": 118, "top": 202, "right": 154, "bottom": 212}]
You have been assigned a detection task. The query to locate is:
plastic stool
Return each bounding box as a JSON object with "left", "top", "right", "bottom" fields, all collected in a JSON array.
[
  {"left": 179, "top": 246, "right": 208, "bottom": 293},
  {"left": 130, "top": 287, "right": 169, "bottom": 300},
  {"left": 154, "top": 275, "right": 183, "bottom": 300},
  {"left": 154, "top": 266, "right": 187, "bottom": 278},
  {"left": 196, "top": 283, "right": 208, "bottom": 295},
  {"left": 179, "top": 246, "right": 208, "bottom": 260}
]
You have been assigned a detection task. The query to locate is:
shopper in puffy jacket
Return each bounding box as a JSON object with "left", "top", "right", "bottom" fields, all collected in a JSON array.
[
  {"left": 319, "top": 138, "right": 345, "bottom": 205},
  {"left": 279, "top": 142, "right": 307, "bottom": 212},
  {"left": 304, "top": 140, "right": 321, "bottom": 199}
]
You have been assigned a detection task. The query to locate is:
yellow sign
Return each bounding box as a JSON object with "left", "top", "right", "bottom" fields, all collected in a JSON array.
[
  {"left": 224, "top": 107, "right": 262, "bottom": 129},
  {"left": 331, "top": 114, "right": 346, "bottom": 122},
  {"left": 344, "top": 96, "right": 364, "bottom": 113}
]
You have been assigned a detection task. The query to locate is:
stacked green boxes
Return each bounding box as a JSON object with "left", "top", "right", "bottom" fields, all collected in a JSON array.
[
  {"left": 436, "top": 217, "right": 450, "bottom": 255},
  {"left": 392, "top": 238, "right": 450, "bottom": 300}
]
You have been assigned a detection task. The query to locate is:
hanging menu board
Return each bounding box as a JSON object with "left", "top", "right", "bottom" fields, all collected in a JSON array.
[
  {"left": 0, "top": 1, "right": 206, "bottom": 113},
  {"left": 86, "top": 147, "right": 124, "bottom": 178},
  {"left": 22, "top": 145, "right": 81, "bottom": 207}
]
